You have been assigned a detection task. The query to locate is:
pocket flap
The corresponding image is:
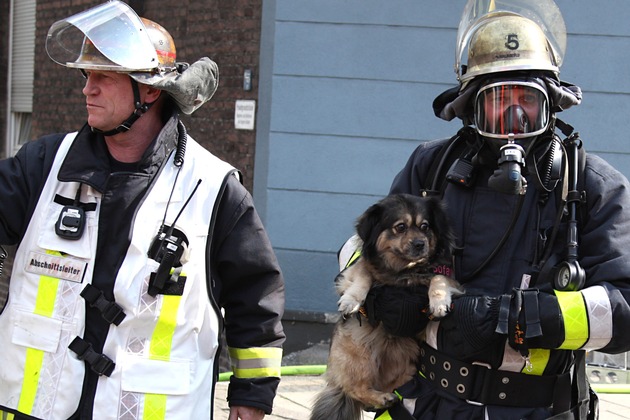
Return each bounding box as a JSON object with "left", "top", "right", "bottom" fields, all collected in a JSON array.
[
  {"left": 120, "top": 353, "right": 190, "bottom": 395},
  {"left": 12, "top": 310, "right": 62, "bottom": 353}
]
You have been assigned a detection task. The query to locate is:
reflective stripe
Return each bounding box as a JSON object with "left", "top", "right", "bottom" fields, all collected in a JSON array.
[
  {"left": 499, "top": 342, "right": 526, "bottom": 372},
  {"left": 338, "top": 234, "right": 362, "bottom": 271},
  {"left": 143, "top": 295, "right": 182, "bottom": 420},
  {"left": 229, "top": 347, "right": 282, "bottom": 378},
  {"left": 0, "top": 411, "right": 15, "bottom": 420},
  {"left": 19, "top": 253, "right": 61, "bottom": 415},
  {"left": 555, "top": 290, "right": 588, "bottom": 350},
  {"left": 346, "top": 249, "right": 362, "bottom": 268},
  {"left": 149, "top": 295, "right": 180, "bottom": 360},
  {"left": 580, "top": 286, "right": 613, "bottom": 350},
  {"left": 375, "top": 411, "right": 393, "bottom": 420},
  {"left": 143, "top": 394, "right": 167, "bottom": 420},
  {"left": 524, "top": 348, "right": 550, "bottom": 375},
  {"left": 19, "top": 348, "right": 45, "bottom": 415}
]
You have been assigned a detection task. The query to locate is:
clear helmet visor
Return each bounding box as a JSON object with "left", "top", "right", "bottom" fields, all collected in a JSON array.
[
  {"left": 46, "top": 0, "right": 159, "bottom": 71},
  {"left": 455, "top": 0, "right": 567, "bottom": 81},
  {"left": 475, "top": 81, "right": 550, "bottom": 139}
]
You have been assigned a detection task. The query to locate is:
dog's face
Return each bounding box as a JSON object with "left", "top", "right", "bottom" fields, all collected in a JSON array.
[{"left": 356, "top": 194, "right": 454, "bottom": 274}]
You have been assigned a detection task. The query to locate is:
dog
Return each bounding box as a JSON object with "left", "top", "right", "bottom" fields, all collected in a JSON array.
[{"left": 310, "top": 194, "right": 464, "bottom": 420}]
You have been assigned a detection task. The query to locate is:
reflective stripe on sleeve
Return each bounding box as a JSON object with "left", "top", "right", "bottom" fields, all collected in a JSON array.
[
  {"left": 228, "top": 347, "right": 282, "bottom": 378},
  {"left": 554, "top": 290, "right": 588, "bottom": 350},
  {"left": 0, "top": 410, "right": 16, "bottom": 420},
  {"left": 579, "top": 285, "right": 613, "bottom": 350}
]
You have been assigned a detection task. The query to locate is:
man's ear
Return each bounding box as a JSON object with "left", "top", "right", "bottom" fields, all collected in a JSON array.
[{"left": 144, "top": 85, "right": 163, "bottom": 103}]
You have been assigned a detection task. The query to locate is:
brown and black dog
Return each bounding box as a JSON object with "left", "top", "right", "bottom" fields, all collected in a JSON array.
[{"left": 310, "top": 194, "right": 463, "bottom": 420}]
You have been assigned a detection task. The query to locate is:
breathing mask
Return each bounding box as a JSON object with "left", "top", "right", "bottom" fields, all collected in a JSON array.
[{"left": 474, "top": 81, "right": 550, "bottom": 194}]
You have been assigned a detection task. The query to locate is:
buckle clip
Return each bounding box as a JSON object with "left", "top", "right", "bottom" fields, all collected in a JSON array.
[
  {"left": 68, "top": 337, "right": 115, "bottom": 377},
  {"left": 81, "top": 284, "right": 126, "bottom": 326},
  {"left": 465, "top": 361, "right": 491, "bottom": 406}
]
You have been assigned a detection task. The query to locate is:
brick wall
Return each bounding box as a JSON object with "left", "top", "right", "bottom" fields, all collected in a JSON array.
[{"left": 33, "top": 0, "right": 261, "bottom": 192}]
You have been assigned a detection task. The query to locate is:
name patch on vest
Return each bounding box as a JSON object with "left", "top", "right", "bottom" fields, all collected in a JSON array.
[{"left": 26, "top": 251, "right": 87, "bottom": 283}]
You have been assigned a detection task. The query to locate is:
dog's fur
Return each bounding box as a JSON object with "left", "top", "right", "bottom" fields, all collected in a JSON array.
[{"left": 310, "top": 194, "right": 464, "bottom": 420}]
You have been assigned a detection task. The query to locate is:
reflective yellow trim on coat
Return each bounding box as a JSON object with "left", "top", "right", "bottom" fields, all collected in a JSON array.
[
  {"left": 229, "top": 347, "right": 282, "bottom": 378},
  {"left": 555, "top": 290, "right": 589, "bottom": 350}
]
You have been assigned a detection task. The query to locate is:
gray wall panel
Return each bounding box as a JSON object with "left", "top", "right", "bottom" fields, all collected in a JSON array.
[
  {"left": 267, "top": 133, "right": 421, "bottom": 194},
  {"left": 257, "top": 1, "right": 630, "bottom": 314},
  {"left": 554, "top": 93, "right": 630, "bottom": 156},
  {"left": 275, "top": 0, "right": 464, "bottom": 27},
  {"left": 557, "top": 1, "right": 630, "bottom": 36},
  {"left": 274, "top": 22, "right": 457, "bottom": 84},
  {"left": 265, "top": 189, "right": 378, "bottom": 253},
  {"left": 276, "top": 249, "right": 339, "bottom": 312},
  {"left": 270, "top": 75, "right": 456, "bottom": 141},
  {"left": 562, "top": 36, "right": 630, "bottom": 94}
]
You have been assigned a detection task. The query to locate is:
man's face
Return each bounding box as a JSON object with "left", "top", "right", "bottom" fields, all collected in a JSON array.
[
  {"left": 82, "top": 71, "right": 139, "bottom": 132},
  {"left": 474, "top": 81, "right": 549, "bottom": 139}
]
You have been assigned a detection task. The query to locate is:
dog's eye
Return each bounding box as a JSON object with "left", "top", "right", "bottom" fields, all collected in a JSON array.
[
  {"left": 394, "top": 223, "right": 407, "bottom": 233},
  {"left": 419, "top": 222, "right": 430, "bottom": 232}
]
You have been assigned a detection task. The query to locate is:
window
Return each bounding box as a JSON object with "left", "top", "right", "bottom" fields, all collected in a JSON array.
[{"left": 6, "top": 0, "right": 36, "bottom": 156}]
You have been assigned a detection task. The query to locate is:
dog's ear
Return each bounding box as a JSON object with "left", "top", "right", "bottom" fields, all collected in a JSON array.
[
  {"left": 426, "top": 197, "right": 456, "bottom": 260},
  {"left": 356, "top": 202, "right": 384, "bottom": 245}
]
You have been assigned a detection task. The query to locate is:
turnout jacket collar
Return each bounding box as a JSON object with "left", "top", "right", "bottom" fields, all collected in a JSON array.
[{"left": 58, "top": 116, "right": 179, "bottom": 192}]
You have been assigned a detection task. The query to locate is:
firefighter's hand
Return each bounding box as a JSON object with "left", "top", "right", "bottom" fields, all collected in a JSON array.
[
  {"left": 228, "top": 406, "right": 265, "bottom": 420},
  {"left": 438, "top": 295, "right": 504, "bottom": 361},
  {"left": 364, "top": 285, "right": 431, "bottom": 337}
]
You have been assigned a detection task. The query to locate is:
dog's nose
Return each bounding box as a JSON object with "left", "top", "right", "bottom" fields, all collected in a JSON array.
[{"left": 411, "top": 239, "right": 426, "bottom": 252}]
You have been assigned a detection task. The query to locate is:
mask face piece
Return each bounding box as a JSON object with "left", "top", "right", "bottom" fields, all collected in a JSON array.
[{"left": 475, "top": 81, "right": 549, "bottom": 140}]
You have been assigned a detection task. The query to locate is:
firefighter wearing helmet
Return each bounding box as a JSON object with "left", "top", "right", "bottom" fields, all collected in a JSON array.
[
  {"left": 0, "top": 1, "right": 285, "bottom": 419},
  {"left": 355, "top": 1, "right": 630, "bottom": 419}
]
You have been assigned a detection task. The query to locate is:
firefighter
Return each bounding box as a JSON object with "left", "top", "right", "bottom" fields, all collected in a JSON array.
[
  {"left": 0, "top": 2, "right": 284, "bottom": 419},
  {"left": 361, "top": 0, "right": 630, "bottom": 418}
]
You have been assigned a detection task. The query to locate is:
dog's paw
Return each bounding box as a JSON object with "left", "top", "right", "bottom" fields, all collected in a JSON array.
[
  {"left": 428, "top": 293, "right": 452, "bottom": 320},
  {"left": 366, "top": 392, "right": 399, "bottom": 410},
  {"left": 337, "top": 294, "right": 361, "bottom": 316},
  {"left": 428, "top": 301, "right": 451, "bottom": 319}
]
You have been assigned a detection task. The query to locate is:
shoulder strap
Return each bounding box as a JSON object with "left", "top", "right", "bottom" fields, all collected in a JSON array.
[{"left": 576, "top": 143, "right": 587, "bottom": 229}]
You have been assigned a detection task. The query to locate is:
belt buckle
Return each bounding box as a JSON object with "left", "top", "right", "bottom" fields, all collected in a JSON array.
[{"left": 465, "top": 361, "right": 491, "bottom": 406}]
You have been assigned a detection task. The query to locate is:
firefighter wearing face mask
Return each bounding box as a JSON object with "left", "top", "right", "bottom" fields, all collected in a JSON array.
[{"left": 360, "top": 1, "right": 630, "bottom": 419}]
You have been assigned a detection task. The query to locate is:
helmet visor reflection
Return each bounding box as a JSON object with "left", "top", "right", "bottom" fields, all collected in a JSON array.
[
  {"left": 46, "top": 0, "right": 158, "bottom": 72},
  {"left": 475, "top": 82, "right": 549, "bottom": 139}
]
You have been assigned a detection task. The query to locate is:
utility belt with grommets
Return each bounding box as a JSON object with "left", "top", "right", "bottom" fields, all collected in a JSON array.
[{"left": 418, "top": 342, "right": 573, "bottom": 412}]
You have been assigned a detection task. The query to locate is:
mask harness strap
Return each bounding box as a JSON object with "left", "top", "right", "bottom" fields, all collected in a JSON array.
[{"left": 91, "top": 78, "right": 155, "bottom": 136}]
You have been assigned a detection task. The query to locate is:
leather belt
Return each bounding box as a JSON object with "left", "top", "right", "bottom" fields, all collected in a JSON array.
[{"left": 419, "top": 342, "right": 572, "bottom": 409}]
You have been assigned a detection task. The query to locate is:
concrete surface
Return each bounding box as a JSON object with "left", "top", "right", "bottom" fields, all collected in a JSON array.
[
  {"left": 213, "top": 374, "right": 628, "bottom": 420},
  {"left": 213, "top": 343, "right": 630, "bottom": 420}
]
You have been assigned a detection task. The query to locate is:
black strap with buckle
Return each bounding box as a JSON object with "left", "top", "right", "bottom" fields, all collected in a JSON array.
[
  {"left": 68, "top": 337, "right": 115, "bottom": 377},
  {"left": 419, "top": 342, "right": 572, "bottom": 411},
  {"left": 81, "top": 284, "right": 126, "bottom": 326}
]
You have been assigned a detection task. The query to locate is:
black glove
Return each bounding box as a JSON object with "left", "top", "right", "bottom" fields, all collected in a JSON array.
[
  {"left": 439, "top": 289, "right": 565, "bottom": 362},
  {"left": 364, "top": 285, "right": 430, "bottom": 337},
  {"left": 438, "top": 295, "right": 503, "bottom": 361}
]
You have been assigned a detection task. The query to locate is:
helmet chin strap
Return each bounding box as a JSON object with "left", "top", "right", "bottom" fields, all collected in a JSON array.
[{"left": 91, "top": 78, "right": 155, "bottom": 136}]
